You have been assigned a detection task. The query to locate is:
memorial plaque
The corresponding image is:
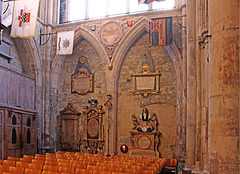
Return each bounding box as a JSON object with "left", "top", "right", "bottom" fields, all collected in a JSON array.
[
  {"left": 71, "top": 67, "right": 93, "bottom": 95},
  {"left": 100, "top": 21, "right": 123, "bottom": 45}
]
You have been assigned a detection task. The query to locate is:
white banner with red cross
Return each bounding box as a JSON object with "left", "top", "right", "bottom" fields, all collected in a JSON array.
[
  {"left": 56, "top": 31, "right": 75, "bottom": 55},
  {"left": 10, "top": 0, "right": 40, "bottom": 38}
]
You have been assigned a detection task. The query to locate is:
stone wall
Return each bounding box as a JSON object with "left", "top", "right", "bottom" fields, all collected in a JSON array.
[
  {"left": 58, "top": 39, "right": 107, "bottom": 111},
  {"left": 58, "top": 39, "right": 108, "bottom": 148},
  {"left": 0, "top": 31, "right": 23, "bottom": 73},
  {"left": 117, "top": 32, "right": 177, "bottom": 158}
]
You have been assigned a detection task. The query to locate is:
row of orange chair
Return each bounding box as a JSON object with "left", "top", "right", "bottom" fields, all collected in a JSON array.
[{"left": 0, "top": 152, "right": 177, "bottom": 174}]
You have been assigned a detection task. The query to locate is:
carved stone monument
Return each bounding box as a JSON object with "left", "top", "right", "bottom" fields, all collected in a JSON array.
[
  {"left": 82, "top": 99, "right": 105, "bottom": 154},
  {"left": 130, "top": 108, "right": 161, "bottom": 157},
  {"left": 59, "top": 102, "right": 81, "bottom": 151},
  {"left": 71, "top": 56, "right": 93, "bottom": 95},
  {"left": 131, "top": 49, "right": 161, "bottom": 98}
]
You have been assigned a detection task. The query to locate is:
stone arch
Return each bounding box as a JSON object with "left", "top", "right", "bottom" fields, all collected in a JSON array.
[
  {"left": 50, "top": 27, "right": 108, "bottom": 149},
  {"left": 110, "top": 17, "right": 182, "bottom": 154}
]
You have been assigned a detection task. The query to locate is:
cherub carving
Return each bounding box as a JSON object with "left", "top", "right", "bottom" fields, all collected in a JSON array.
[
  {"left": 131, "top": 114, "right": 140, "bottom": 130},
  {"left": 150, "top": 113, "right": 158, "bottom": 131}
]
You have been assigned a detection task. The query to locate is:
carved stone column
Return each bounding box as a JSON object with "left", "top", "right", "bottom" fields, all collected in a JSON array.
[{"left": 208, "top": 0, "right": 239, "bottom": 173}]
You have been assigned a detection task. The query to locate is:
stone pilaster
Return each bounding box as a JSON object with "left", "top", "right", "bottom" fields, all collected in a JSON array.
[{"left": 186, "top": 0, "right": 197, "bottom": 168}]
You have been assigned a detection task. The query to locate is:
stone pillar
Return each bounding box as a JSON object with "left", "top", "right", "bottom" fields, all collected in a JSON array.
[
  {"left": 179, "top": 0, "right": 187, "bottom": 163},
  {"left": 208, "top": 0, "right": 239, "bottom": 173},
  {"left": 52, "top": 0, "right": 59, "bottom": 25},
  {"left": 41, "top": 0, "right": 54, "bottom": 152},
  {"left": 186, "top": 0, "right": 197, "bottom": 168}
]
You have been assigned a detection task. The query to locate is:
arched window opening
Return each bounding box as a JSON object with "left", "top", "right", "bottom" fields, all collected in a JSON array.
[
  {"left": 27, "top": 117, "right": 31, "bottom": 127},
  {"left": 12, "top": 128, "right": 16, "bottom": 144},
  {"left": 27, "top": 129, "right": 31, "bottom": 144}
]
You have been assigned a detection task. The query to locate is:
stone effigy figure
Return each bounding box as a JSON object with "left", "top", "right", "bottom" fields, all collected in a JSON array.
[
  {"left": 131, "top": 108, "right": 158, "bottom": 132},
  {"left": 139, "top": 107, "right": 150, "bottom": 121}
]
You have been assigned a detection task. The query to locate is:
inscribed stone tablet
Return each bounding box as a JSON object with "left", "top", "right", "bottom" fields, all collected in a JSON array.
[
  {"left": 137, "top": 136, "right": 151, "bottom": 150},
  {"left": 87, "top": 118, "right": 99, "bottom": 138}
]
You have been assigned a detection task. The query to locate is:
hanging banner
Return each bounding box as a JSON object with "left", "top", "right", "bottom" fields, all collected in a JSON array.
[
  {"left": 10, "top": 0, "right": 40, "bottom": 38},
  {"left": 56, "top": 31, "right": 75, "bottom": 55},
  {"left": 151, "top": 17, "right": 172, "bottom": 46}
]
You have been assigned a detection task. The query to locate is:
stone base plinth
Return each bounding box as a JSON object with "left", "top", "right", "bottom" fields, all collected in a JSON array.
[
  {"left": 129, "top": 130, "right": 160, "bottom": 158},
  {"left": 130, "top": 149, "right": 159, "bottom": 158}
]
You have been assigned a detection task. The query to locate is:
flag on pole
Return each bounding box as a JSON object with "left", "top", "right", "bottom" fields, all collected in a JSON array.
[
  {"left": 56, "top": 31, "right": 75, "bottom": 55},
  {"left": 138, "top": 0, "right": 165, "bottom": 4},
  {"left": 151, "top": 17, "right": 172, "bottom": 46},
  {"left": 10, "top": 0, "right": 40, "bottom": 38}
]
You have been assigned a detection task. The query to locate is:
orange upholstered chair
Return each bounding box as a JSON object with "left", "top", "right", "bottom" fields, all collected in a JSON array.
[
  {"left": 87, "top": 165, "right": 102, "bottom": 171},
  {"left": 57, "top": 162, "right": 71, "bottom": 168},
  {"left": 98, "top": 171, "right": 111, "bottom": 174},
  {"left": 2, "top": 160, "right": 16, "bottom": 167},
  {"left": 23, "top": 155, "right": 34, "bottom": 163},
  {"left": 42, "top": 171, "right": 59, "bottom": 174},
  {"left": 142, "top": 166, "right": 157, "bottom": 173},
  {"left": 57, "top": 159, "right": 69, "bottom": 163},
  {"left": 19, "top": 158, "right": 30, "bottom": 163},
  {"left": 58, "top": 166, "right": 74, "bottom": 174},
  {"left": 28, "top": 163, "right": 43, "bottom": 170},
  {"left": 15, "top": 161, "right": 29, "bottom": 169},
  {"left": 31, "top": 159, "right": 44, "bottom": 166},
  {"left": 162, "top": 158, "right": 177, "bottom": 174},
  {"left": 72, "top": 163, "right": 87, "bottom": 172},
  {"left": 75, "top": 169, "right": 93, "bottom": 174},
  {"left": 139, "top": 170, "right": 155, "bottom": 174},
  {"left": 8, "top": 166, "right": 25, "bottom": 174},
  {"left": 43, "top": 165, "right": 58, "bottom": 172},
  {"left": 24, "top": 168, "right": 42, "bottom": 174},
  {"left": 119, "top": 168, "right": 136, "bottom": 174},
  {"left": 7, "top": 157, "right": 19, "bottom": 162},
  {"left": 44, "top": 161, "right": 58, "bottom": 166},
  {"left": 109, "top": 167, "right": 119, "bottom": 172},
  {"left": 0, "top": 165, "right": 10, "bottom": 173}
]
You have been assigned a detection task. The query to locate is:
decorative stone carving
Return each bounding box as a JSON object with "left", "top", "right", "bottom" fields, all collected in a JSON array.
[
  {"left": 100, "top": 21, "right": 123, "bottom": 46},
  {"left": 132, "top": 49, "right": 161, "bottom": 98}
]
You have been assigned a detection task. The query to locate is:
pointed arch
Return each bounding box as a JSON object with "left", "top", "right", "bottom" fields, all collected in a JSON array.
[
  {"left": 49, "top": 27, "right": 109, "bottom": 151},
  {"left": 112, "top": 17, "right": 150, "bottom": 77},
  {"left": 109, "top": 17, "right": 183, "bottom": 154}
]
